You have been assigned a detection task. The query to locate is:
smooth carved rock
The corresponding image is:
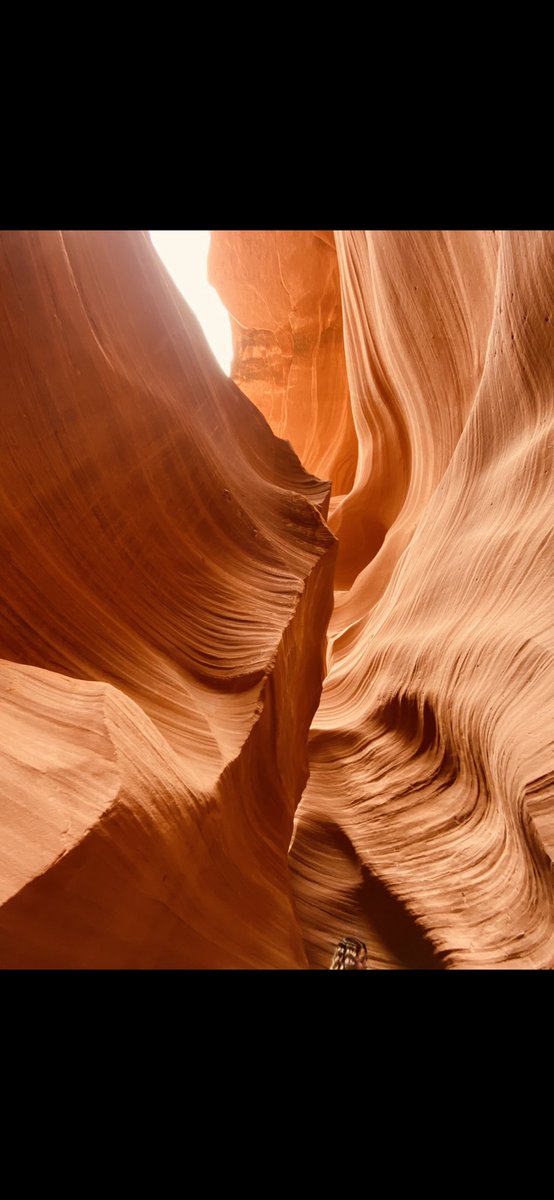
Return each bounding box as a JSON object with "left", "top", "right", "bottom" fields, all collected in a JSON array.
[
  {"left": 3, "top": 228, "right": 554, "bottom": 969},
  {"left": 213, "top": 230, "right": 554, "bottom": 970},
  {"left": 0, "top": 230, "right": 336, "bottom": 968},
  {"left": 209, "top": 231, "right": 356, "bottom": 499}
]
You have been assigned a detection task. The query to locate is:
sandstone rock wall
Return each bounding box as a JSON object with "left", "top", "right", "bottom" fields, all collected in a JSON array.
[
  {"left": 3, "top": 227, "right": 552, "bottom": 969},
  {"left": 0, "top": 230, "right": 336, "bottom": 967},
  {"left": 212, "top": 229, "right": 554, "bottom": 969}
]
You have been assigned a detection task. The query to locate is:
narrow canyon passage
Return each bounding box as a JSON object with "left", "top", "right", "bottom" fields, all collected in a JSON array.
[{"left": 0, "top": 229, "right": 552, "bottom": 969}]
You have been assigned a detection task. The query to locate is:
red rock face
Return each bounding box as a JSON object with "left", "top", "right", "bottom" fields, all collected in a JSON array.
[
  {"left": 211, "top": 229, "right": 554, "bottom": 970},
  {"left": 0, "top": 230, "right": 336, "bottom": 967},
  {"left": 3, "top": 229, "right": 553, "bottom": 969},
  {"left": 208, "top": 231, "right": 356, "bottom": 498}
]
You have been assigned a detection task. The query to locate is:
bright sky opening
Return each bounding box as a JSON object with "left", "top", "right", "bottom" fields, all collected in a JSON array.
[{"left": 150, "top": 231, "right": 233, "bottom": 375}]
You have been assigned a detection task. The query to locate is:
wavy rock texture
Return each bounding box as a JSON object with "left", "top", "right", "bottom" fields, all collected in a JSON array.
[
  {"left": 0, "top": 230, "right": 336, "bottom": 968},
  {"left": 4, "top": 229, "right": 553, "bottom": 970},
  {"left": 212, "top": 229, "right": 554, "bottom": 970}
]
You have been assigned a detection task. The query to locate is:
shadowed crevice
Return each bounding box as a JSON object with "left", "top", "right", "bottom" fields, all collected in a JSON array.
[{"left": 358, "top": 863, "right": 445, "bottom": 970}]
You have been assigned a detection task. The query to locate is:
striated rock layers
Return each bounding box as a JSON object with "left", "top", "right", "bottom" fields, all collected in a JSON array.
[
  {"left": 3, "top": 228, "right": 554, "bottom": 970},
  {"left": 211, "top": 230, "right": 554, "bottom": 969},
  {"left": 0, "top": 230, "right": 336, "bottom": 968}
]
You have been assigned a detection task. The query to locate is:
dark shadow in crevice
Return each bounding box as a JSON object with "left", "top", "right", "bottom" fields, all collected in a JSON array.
[
  {"left": 324, "top": 825, "right": 446, "bottom": 970},
  {"left": 377, "top": 692, "right": 438, "bottom": 752},
  {"left": 294, "top": 813, "right": 448, "bottom": 970},
  {"left": 375, "top": 693, "right": 458, "bottom": 788},
  {"left": 358, "top": 862, "right": 445, "bottom": 970}
]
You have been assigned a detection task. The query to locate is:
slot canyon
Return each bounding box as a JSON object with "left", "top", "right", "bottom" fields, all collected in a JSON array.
[{"left": 1, "top": 229, "right": 552, "bottom": 969}]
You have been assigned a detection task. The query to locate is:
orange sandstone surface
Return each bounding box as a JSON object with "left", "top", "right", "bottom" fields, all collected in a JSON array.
[
  {"left": 211, "top": 230, "right": 554, "bottom": 970},
  {"left": 0, "top": 230, "right": 335, "bottom": 967},
  {"left": 2, "top": 229, "right": 553, "bottom": 969},
  {"left": 208, "top": 231, "right": 356, "bottom": 500}
]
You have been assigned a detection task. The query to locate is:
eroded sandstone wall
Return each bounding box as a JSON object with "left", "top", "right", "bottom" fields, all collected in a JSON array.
[
  {"left": 0, "top": 230, "right": 336, "bottom": 968},
  {"left": 212, "top": 229, "right": 554, "bottom": 969},
  {"left": 209, "top": 231, "right": 356, "bottom": 499}
]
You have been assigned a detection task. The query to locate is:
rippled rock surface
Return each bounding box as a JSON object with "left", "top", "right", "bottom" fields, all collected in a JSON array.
[
  {"left": 213, "top": 230, "right": 554, "bottom": 969},
  {"left": 0, "top": 231, "right": 336, "bottom": 967}
]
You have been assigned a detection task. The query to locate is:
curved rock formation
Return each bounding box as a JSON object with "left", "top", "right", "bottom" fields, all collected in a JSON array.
[
  {"left": 4, "top": 228, "right": 553, "bottom": 970},
  {"left": 212, "top": 229, "right": 554, "bottom": 970},
  {"left": 0, "top": 230, "right": 336, "bottom": 968},
  {"left": 209, "top": 231, "right": 356, "bottom": 498}
]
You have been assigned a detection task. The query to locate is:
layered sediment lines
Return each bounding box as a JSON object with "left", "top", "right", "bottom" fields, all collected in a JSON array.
[
  {"left": 213, "top": 230, "right": 554, "bottom": 969},
  {"left": 0, "top": 230, "right": 336, "bottom": 968},
  {"left": 5, "top": 229, "right": 553, "bottom": 969}
]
